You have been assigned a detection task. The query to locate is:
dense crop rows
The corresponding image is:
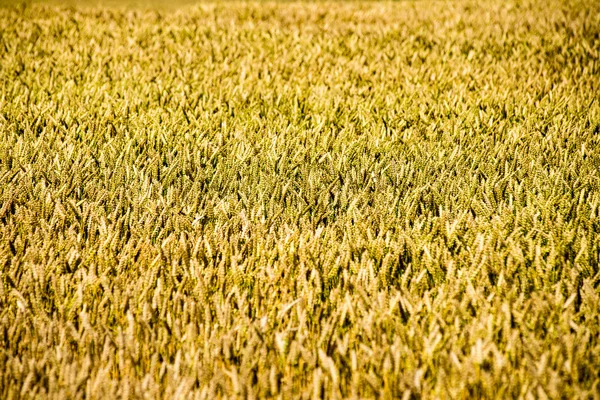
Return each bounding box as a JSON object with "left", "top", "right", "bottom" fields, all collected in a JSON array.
[{"left": 1, "top": 0, "right": 600, "bottom": 398}]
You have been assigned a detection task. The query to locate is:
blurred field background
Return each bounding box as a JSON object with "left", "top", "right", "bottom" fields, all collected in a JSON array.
[
  {"left": 0, "top": 0, "right": 201, "bottom": 8},
  {"left": 1, "top": 0, "right": 599, "bottom": 398}
]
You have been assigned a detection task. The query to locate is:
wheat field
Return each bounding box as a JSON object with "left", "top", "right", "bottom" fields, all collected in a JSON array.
[{"left": 1, "top": 0, "right": 599, "bottom": 398}]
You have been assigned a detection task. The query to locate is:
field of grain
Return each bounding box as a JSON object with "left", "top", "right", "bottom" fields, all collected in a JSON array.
[{"left": 1, "top": 0, "right": 599, "bottom": 398}]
